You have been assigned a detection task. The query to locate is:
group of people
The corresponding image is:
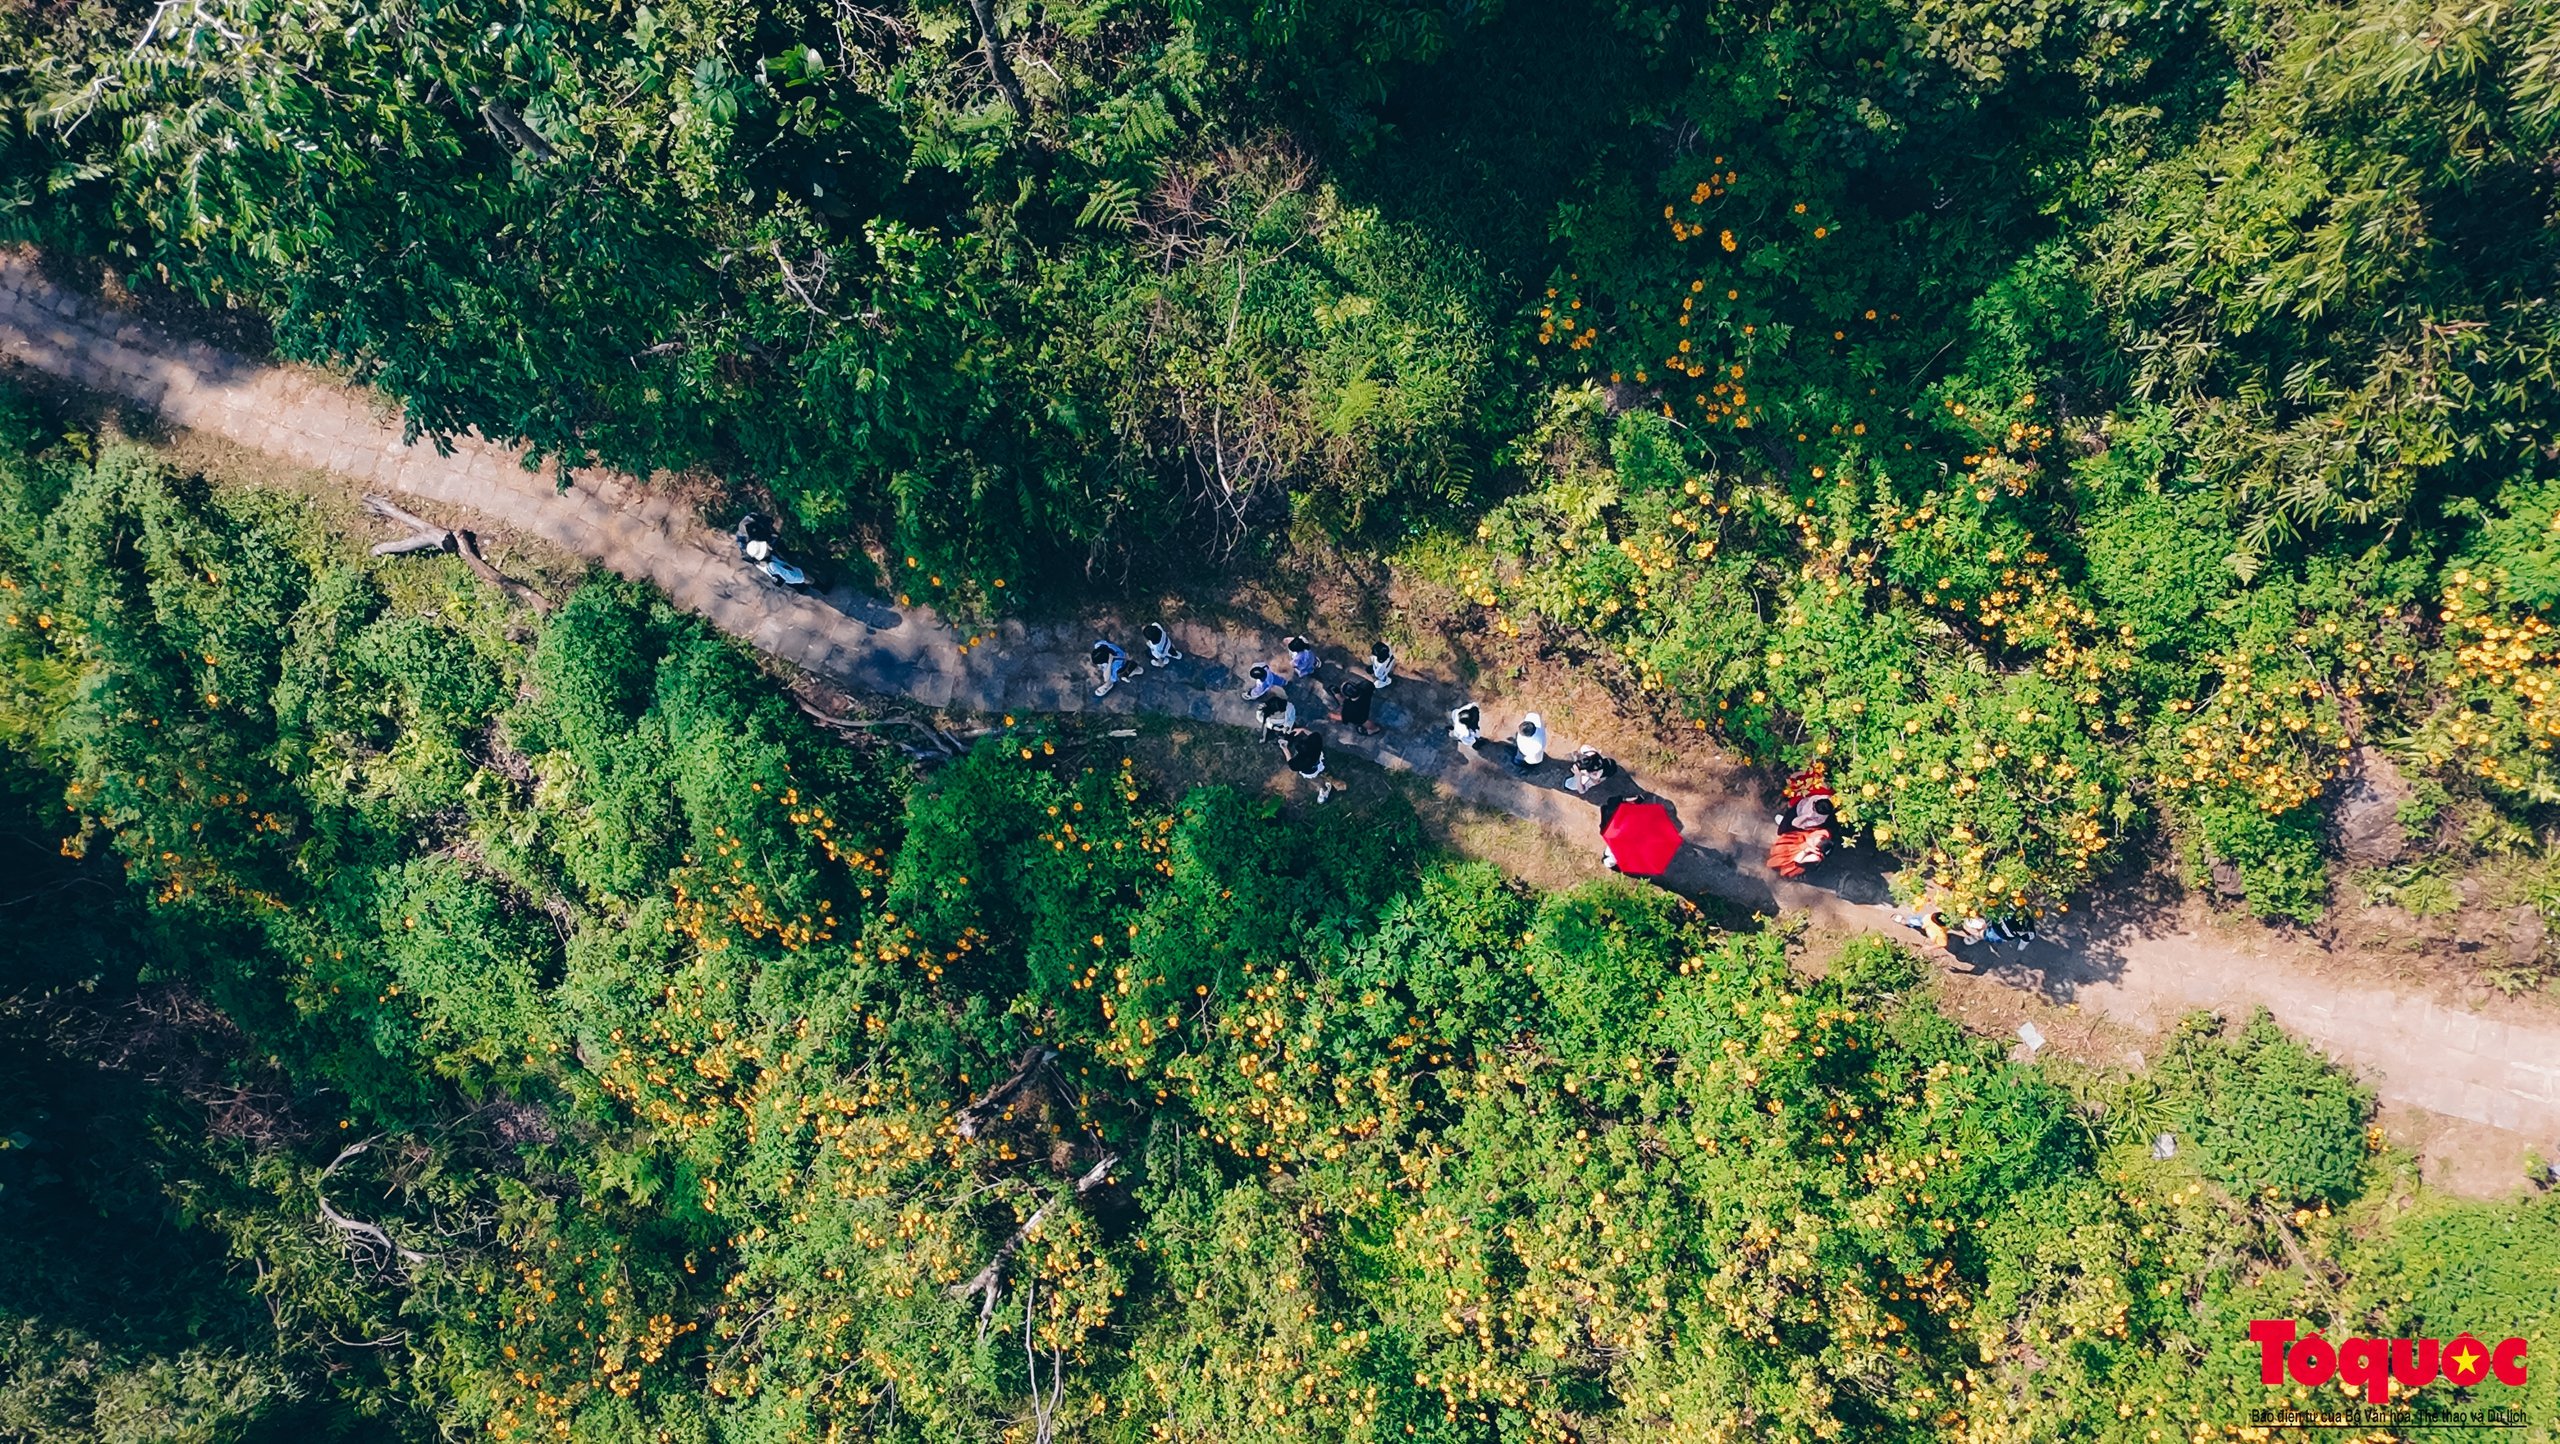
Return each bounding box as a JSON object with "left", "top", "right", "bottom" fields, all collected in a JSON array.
[
  {"left": 1087, "top": 627, "right": 1400, "bottom": 804},
  {"left": 1086, "top": 623, "right": 1191, "bottom": 698},
  {"left": 1089, "top": 626, "right": 1636, "bottom": 818},
  {"left": 1442, "top": 704, "right": 1620, "bottom": 790},
  {"left": 1090, "top": 626, "right": 2025, "bottom": 951},
  {"left": 1245, "top": 633, "right": 1397, "bottom": 804},
  {"left": 1760, "top": 764, "right": 2038, "bottom": 956}
]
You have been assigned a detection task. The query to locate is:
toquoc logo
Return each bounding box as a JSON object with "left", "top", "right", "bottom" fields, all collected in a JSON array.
[{"left": 2251, "top": 1320, "right": 2528, "bottom": 1405}]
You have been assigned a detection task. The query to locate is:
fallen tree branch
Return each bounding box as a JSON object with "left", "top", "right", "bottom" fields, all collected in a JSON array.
[
  {"left": 364, "top": 495, "right": 452, "bottom": 556},
  {"left": 945, "top": 1153, "right": 1118, "bottom": 1315},
  {"left": 361, "top": 497, "right": 554, "bottom": 614},
  {"left": 316, "top": 1141, "right": 431, "bottom": 1272},
  {"left": 791, "top": 698, "right": 961, "bottom": 755},
  {"left": 954, "top": 1046, "right": 1059, "bottom": 1140},
  {"left": 456, "top": 530, "right": 556, "bottom": 614}
]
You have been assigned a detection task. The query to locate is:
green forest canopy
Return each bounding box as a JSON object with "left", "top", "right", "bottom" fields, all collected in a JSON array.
[
  {"left": 7, "top": 0, "right": 2560, "bottom": 1435},
  {"left": 0, "top": 399, "right": 2554, "bottom": 1442},
  {"left": 12, "top": 0, "right": 2560, "bottom": 920}
]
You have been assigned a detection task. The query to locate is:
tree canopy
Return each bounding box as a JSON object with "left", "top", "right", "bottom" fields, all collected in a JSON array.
[
  {"left": 6, "top": 0, "right": 2560, "bottom": 1433},
  {"left": 0, "top": 395, "right": 2553, "bottom": 1442},
  {"left": 12, "top": 0, "right": 2560, "bottom": 918}
]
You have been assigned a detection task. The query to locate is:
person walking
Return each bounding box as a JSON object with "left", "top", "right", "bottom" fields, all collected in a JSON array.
[
  {"left": 1331, "top": 675, "right": 1381, "bottom": 735},
  {"left": 1891, "top": 908, "right": 1953, "bottom": 950},
  {"left": 1257, "top": 692, "right": 1296, "bottom": 738},
  {"left": 1511, "top": 714, "right": 1548, "bottom": 773},
  {"left": 1283, "top": 635, "right": 1321, "bottom": 682},
  {"left": 1958, "top": 913, "right": 2036, "bottom": 954},
  {"left": 1277, "top": 725, "right": 1335, "bottom": 803},
  {"left": 1243, "top": 664, "right": 1287, "bottom": 700},
  {"left": 1367, "top": 641, "right": 1395, "bottom": 690},
  {"left": 1448, "top": 702, "right": 1483, "bottom": 749},
  {"left": 1141, "top": 622, "right": 1183, "bottom": 668},
  {"left": 1090, "top": 639, "right": 1138, "bottom": 697},
  {"left": 1780, "top": 791, "right": 1836, "bottom": 832},
  {"left": 1565, "top": 746, "right": 1620, "bottom": 795}
]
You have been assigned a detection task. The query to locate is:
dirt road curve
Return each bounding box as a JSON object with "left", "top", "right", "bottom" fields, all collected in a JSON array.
[{"left": 5, "top": 256, "right": 2554, "bottom": 1150}]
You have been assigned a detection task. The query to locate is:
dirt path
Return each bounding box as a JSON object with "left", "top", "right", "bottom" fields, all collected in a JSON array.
[{"left": 5, "top": 256, "right": 2556, "bottom": 1158}]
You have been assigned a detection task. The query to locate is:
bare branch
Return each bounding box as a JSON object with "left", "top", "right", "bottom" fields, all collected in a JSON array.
[
  {"left": 944, "top": 1153, "right": 1117, "bottom": 1308},
  {"left": 953, "top": 1046, "right": 1060, "bottom": 1139},
  {"left": 964, "top": 0, "right": 1032, "bottom": 117},
  {"left": 769, "top": 242, "right": 836, "bottom": 318},
  {"left": 369, "top": 532, "right": 452, "bottom": 557},
  {"left": 794, "top": 701, "right": 962, "bottom": 756},
  {"left": 455, "top": 530, "right": 556, "bottom": 614},
  {"left": 315, "top": 1141, "right": 431, "bottom": 1272}
]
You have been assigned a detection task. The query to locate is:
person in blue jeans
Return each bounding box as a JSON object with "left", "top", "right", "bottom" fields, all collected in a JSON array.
[
  {"left": 1511, "top": 714, "right": 1548, "bottom": 772},
  {"left": 1090, "top": 639, "right": 1137, "bottom": 697}
]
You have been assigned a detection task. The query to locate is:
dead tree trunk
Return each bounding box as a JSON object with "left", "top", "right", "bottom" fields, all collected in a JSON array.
[
  {"left": 953, "top": 1046, "right": 1060, "bottom": 1139},
  {"left": 946, "top": 1153, "right": 1117, "bottom": 1331},
  {"left": 965, "top": 0, "right": 1031, "bottom": 117},
  {"left": 362, "top": 496, "right": 555, "bottom": 614}
]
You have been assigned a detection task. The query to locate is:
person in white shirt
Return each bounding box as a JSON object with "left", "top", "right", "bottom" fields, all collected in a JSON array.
[
  {"left": 1257, "top": 692, "right": 1296, "bottom": 737},
  {"left": 1511, "top": 714, "right": 1547, "bottom": 772},
  {"left": 1448, "top": 702, "right": 1482, "bottom": 749},
  {"left": 1141, "top": 621, "right": 1182, "bottom": 667},
  {"left": 1368, "top": 641, "right": 1394, "bottom": 689}
]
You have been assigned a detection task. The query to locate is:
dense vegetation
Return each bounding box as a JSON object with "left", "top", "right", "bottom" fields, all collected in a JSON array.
[
  {"left": 12, "top": 0, "right": 2560, "bottom": 925},
  {"left": 4, "top": 0, "right": 2559, "bottom": 927},
  {"left": 2, "top": 397, "right": 2556, "bottom": 1441},
  {"left": 6, "top": 0, "right": 2560, "bottom": 1434}
]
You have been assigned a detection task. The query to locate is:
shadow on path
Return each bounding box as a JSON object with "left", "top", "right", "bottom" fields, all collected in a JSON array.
[{"left": 6, "top": 253, "right": 2557, "bottom": 1142}]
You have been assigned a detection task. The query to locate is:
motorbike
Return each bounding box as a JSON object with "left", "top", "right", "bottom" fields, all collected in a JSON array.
[{"left": 752, "top": 546, "right": 808, "bottom": 589}]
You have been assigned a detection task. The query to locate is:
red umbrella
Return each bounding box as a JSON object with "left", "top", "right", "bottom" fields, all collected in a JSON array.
[{"left": 1601, "top": 799, "right": 1684, "bottom": 876}]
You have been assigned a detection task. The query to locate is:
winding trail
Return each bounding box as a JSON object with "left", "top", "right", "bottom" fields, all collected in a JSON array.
[{"left": 5, "top": 255, "right": 2557, "bottom": 1149}]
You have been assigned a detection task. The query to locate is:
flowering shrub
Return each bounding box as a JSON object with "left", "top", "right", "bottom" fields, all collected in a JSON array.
[{"left": 5, "top": 433, "right": 2548, "bottom": 1443}]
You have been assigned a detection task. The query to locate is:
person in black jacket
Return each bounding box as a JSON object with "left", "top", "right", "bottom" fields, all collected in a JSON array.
[
  {"left": 1331, "top": 675, "right": 1382, "bottom": 735},
  {"left": 1276, "top": 726, "right": 1335, "bottom": 803}
]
